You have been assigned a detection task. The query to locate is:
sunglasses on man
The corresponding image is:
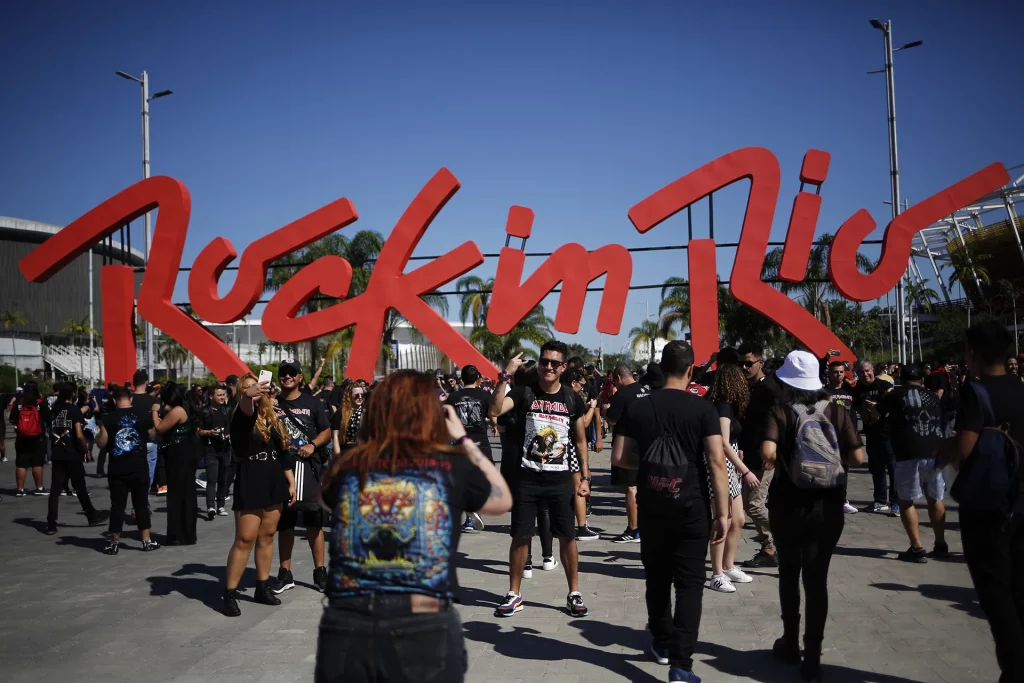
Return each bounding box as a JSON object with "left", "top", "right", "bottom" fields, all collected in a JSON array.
[
  {"left": 539, "top": 358, "right": 565, "bottom": 368},
  {"left": 741, "top": 359, "right": 762, "bottom": 369}
]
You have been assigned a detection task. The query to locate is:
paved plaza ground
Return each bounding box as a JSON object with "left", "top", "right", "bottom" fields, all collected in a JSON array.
[{"left": 0, "top": 434, "right": 1000, "bottom": 683}]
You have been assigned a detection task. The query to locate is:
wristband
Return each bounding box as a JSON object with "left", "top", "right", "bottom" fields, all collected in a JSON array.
[
  {"left": 455, "top": 435, "right": 471, "bottom": 445},
  {"left": 498, "top": 371, "right": 511, "bottom": 382}
]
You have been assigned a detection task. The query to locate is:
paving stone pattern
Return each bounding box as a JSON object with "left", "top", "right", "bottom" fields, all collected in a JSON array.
[{"left": 0, "top": 435, "right": 999, "bottom": 682}]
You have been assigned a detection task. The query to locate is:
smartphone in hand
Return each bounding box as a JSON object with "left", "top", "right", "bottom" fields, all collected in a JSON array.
[{"left": 258, "top": 370, "right": 273, "bottom": 385}]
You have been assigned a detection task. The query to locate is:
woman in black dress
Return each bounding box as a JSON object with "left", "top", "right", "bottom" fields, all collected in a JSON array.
[
  {"left": 155, "top": 383, "right": 199, "bottom": 545},
  {"left": 330, "top": 382, "right": 365, "bottom": 456},
  {"left": 223, "top": 373, "right": 296, "bottom": 617}
]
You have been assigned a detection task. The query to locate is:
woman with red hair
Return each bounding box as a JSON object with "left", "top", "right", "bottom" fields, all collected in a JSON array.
[{"left": 316, "top": 370, "right": 512, "bottom": 683}]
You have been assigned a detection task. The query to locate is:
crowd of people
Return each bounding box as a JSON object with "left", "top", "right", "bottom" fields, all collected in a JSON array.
[{"left": 4, "top": 321, "right": 1024, "bottom": 683}]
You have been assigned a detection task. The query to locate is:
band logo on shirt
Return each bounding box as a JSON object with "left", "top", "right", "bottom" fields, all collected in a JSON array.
[
  {"left": 528, "top": 399, "right": 570, "bottom": 414},
  {"left": 646, "top": 476, "right": 682, "bottom": 493}
]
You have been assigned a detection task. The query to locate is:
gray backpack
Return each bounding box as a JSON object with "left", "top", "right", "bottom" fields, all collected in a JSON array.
[{"left": 787, "top": 400, "right": 845, "bottom": 489}]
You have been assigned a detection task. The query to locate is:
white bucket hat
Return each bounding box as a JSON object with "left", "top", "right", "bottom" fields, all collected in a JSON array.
[{"left": 775, "top": 350, "right": 824, "bottom": 391}]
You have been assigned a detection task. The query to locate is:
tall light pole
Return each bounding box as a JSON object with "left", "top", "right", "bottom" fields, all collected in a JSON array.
[
  {"left": 869, "top": 19, "right": 922, "bottom": 365},
  {"left": 116, "top": 70, "right": 173, "bottom": 381}
]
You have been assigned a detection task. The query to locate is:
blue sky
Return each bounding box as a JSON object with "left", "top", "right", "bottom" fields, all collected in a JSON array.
[{"left": 2, "top": 1, "right": 1022, "bottom": 356}]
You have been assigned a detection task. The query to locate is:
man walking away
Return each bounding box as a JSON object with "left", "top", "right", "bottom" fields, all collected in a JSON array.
[
  {"left": 199, "top": 385, "right": 232, "bottom": 520},
  {"left": 945, "top": 321, "right": 1024, "bottom": 683},
  {"left": 446, "top": 364, "right": 494, "bottom": 532},
  {"left": 737, "top": 342, "right": 782, "bottom": 568},
  {"left": 879, "top": 363, "right": 947, "bottom": 562},
  {"left": 490, "top": 341, "right": 592, "bottom": 619},
  {"left": 45, "top": 383, "right": 108, "bottom": 534},
  {"left": 613, "top": 341, "right": 729, "bottom": 683},
  {"left": 605, "top": 363, "right": 650, "bottom": 543}
]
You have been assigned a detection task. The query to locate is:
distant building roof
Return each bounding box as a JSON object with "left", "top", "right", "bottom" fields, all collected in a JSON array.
[{"left": 0, "top": 216, "right": 145, "bottom": 266}]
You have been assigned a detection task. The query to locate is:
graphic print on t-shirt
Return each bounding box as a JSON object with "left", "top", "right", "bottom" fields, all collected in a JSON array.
[
  {"left": 452, "top": 396, "right": 485, "bottom": 432},
  {"left": 332, "top": 467, "right": 453, "bottom": 596},
  {"left": 51, "top": 408, "right": 74, "bottom": 448},
  {"left": 522, "top": 408, "right": 571, "bottom": 472},
  {"left": 113, "top": 414, "right": 142, "bottom": 457},
  {"left": 902, "top": 388, "right": 944, "bottom": 439}
]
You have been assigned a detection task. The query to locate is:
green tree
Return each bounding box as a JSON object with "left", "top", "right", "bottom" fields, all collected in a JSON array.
[
  {"left": 628, "top": 319, "right": 675, "bottom": 365},
  {"left": 159, "top": 334, "right": 189, "bottom": 379},
  {"left": 455, "top": 275, "right": 494, "bottom": 329},
  {"left": 265, "top": 230, "right": 385, "bottom": 370},
  {"left": 600, "top": 353, "right": 629, "bottom": 374},
  {"left": 257, "top": 341, "right": 267, "bottom": 366},
  {"left": 2, "top": 309, "right": 29, "bottom": 389},
  {"left": 945, "top": 246, "right": 991, "bottom": 301},
  {"left": 999, "top": 278, "right": 1022, "bottom": 355},
  {"left": 658, "top": 276, "right": 690, "bottom": 334},
  {"left": 379, "top": 293, "right": 450, "bottom": 376},
  {"left": 566, "top": 343, "right": 593, "bottom": 362}
]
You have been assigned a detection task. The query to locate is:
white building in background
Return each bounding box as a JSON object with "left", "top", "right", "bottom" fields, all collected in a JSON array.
[{"left": 631, "top": 337, "right": 669, "bottom": 368}]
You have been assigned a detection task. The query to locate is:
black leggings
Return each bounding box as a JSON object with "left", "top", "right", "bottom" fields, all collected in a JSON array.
[
  {"left": 48, "top": 461, "right": 96, "bottom": 526},
  {"left": 108, "top": 471, "right": 151, "bottom": 534},
  {"left": 770, "top": 500, "right": 845, "bottom": 651}
]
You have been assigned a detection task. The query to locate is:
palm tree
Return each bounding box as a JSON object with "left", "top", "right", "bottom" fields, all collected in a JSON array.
[
  {"left": 2, "top": 309, "right": 29, "bottom": 389},
  {"left": 470, "top": 305, "right": 554, "bottom": 366},
  {"left": 764, "top": 233, "right": 874, "bottom": 328},
  {"left": 265, "top": 230, "right": 385, "bottom": 370},
  {"left": 904, "top": 279, "right": 939, "bottom": 361},
  {"left": 257, "top": 341, "right": 267, "bottom": 366},
  {"left": 946, "top": 246, "right": 991, "bottom": 301},
  {"left": 379, "top": 292, "right": 450, "bottom": 376},
  {"left": 61, "top": 316, "right": 98, "bottom": 381},
  {"left": 658, "top": 276, "right": 690, "bottom": 334},
  {"left": 628, "top": 319, "right": 676, "bottom": 365},
  {"left": 158, "top": 334, "right": 189, "bottom": 379},
  {"left": 455, "top": 275, "right": 494, "bottom": 329},
  {"left": 999, "top": 279, "right": 1022, "bottom": 355}
]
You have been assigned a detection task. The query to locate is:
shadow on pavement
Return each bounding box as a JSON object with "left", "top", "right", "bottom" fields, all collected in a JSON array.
[
  {"left": 697, "top": 642, "right": 927, "bottom": 682},
  {"left": 12, "top": 516, "right": 50, "bottom": 534},
  {"left": 871, "top": 581, "right": 983, "bottom": 618},
  {"left": 832, "top": 546, "right": 893, "bottom": 559},
  {"left": 464, "top": 620, "right": 661, "bottom": 682},
  {"left": 146, "top": 562, "right": 257, "bottom": 613}
]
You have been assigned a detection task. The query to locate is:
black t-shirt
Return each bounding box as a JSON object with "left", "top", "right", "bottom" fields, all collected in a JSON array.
[
  {"left": 958, "top": 374, "right": 1024, "bottom": 447},
  {"left": 230, "top": 407, "right": 295, "bottom": 471},
  {"left": 879, "top": 385, "right": 945, "bottom": 462},
  {"left": 507, "top": 382, "right": 582, "bottom": 477},
  {"left": 852, "top": 378, "right": 893, "bottom": 437},
  {"left": 765, "top": 401, "right": 862, "bottom": 508},
  {"left": 605, "top": 381, "right": 651, "bottom": 437},
  {"left": 131, "top": 393, "right": 160, "bottom": 420},
  {"left": 619, "top": 388, "right": 721, "bottom": 507},
  {"left": 103, "top": 406, "right": 154, "bottom": 476},
  {"left": 49, "top": 400, "right": 85, "bottom": 462},
  {"left": 324, "top": 452, "right": 490, "bottom": 599},
  {"left": 738, "top": 375, "right": 783, "bottom": 470},
  {"left": 924, "top": 371, "right": 950, "bottom": 397},
  {"left": 275, "top": 391, "right": 331, "bottom": 459},
  {"left": 446, "top": 387, "right": 491, "bottom": 438},
  {"left": 826, "top": 385, "right": 855, "bottom": 409},
  {"left": 714, "top": 401, "right": 742, "bottom": 449},
  {"left": 201, "top": 404, "right": 232, "bottom": 452}
]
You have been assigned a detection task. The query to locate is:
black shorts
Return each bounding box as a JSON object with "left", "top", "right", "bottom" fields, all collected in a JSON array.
[
  {"left": 279, "top": 506, "right": 325, "bottom": 531},
  {"left": 15, "top": 436, "right": 45, "bottom": 468},
  {"left": 511, "top": 471, "right": 576, "bottom": 540},
  {"left": 610, "top": 465, "right": 638, "bottom": 487}
]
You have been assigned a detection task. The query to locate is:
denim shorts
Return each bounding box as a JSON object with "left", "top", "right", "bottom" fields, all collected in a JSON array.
[{"left": 895, "top": 458, "right": 945, "bottom": 502}]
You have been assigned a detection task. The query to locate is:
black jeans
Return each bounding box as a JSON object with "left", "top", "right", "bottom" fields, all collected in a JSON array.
[
  {"left": 961, "top": 507, "right": 1024, "bottom": 683},
  {"left": 770, "top": 500, "right": 845, "bottom": 652},
  {"left": 48, "top": 461, "right": 96, "bottom": 526},
  {"left": 639, "top": 502, "right": 709, "bottom": 671},
  {"left": 866, "top": 435, "right": 896, "bottom": 505},
  {"left": 315, "top": 602, "right": 466, "bottom": 683},
  {"left": 205, "top": 448, "right": 232, "bottom": 509},
  {"left": 108, "top": 471, "right": 151, "bottom": 534}
]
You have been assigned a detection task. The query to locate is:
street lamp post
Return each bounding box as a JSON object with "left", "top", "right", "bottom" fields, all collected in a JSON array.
[
  {"left": 116, "top": 70, "right": 173, "bottom": 381},
  {"left": 869, "top": 19, "right": 922, "bottom": 365}
]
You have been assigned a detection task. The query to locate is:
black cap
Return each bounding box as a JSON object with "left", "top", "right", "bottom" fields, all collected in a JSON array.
[
  {"left": 279, "top": 358, "right": 302, "bottom": 375},
  {"left": 903, "top": 362, "right": 925, "bottom": 381},
  {"left": 224, "top": 374, "right": 239, "bottom": 386}
]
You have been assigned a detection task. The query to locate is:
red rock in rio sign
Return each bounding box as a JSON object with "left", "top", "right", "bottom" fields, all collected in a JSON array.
[{"left": 18, "top": 147, "right": 1010, "bottom": 383}]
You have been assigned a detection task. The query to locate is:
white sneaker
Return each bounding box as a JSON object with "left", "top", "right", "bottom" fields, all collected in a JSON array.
[
  {"left": 523, "top": 566, "right": 533, "bottom": 579},
  {"left": 469, "top": 512, "right": 485, "bottom": 531},
  {"left": 710, "top": 574, "right": 737, "bottom": 593},
  {"left": 723, "top": 566, "right": 753, "bottom": 584},
  {"left": 217, "top": 507, "right": 229, "bottom": 516},
  {"left": 843, "top": 501, "right": 858, "bottom": 514},
  {"left": 195, "top": 477, "right": 207, "bottom": 490},
  {"left": 541, "top": 557, "right": 558, "bottom": 571}
]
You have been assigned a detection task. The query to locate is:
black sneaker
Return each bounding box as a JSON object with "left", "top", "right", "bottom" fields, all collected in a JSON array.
[
  {"left": 14, "top": 489, "right": 26, "bottom": 497},
  {"left": 494, "top": 591, "right": 523, "bottom": 617},
  {"left": 741, "top": 549, "right": 778, "bottom": 568},
  {"left": 223, "top": 588, "right": 242, "bottom": 617},
  {"left": 142, "top": 539, "right": 160, "bottom": 552},
  {"left": 255, "top": 580, "right": 282, "bottom": 606},
  {"left": 932, "top": 541, "right": 950, "bottom": 558},
  {"left": 313, "top": 566, "right": 328, "bottom": 592},
  {"left": 611, "top": 528, "right": 641, "bottom": 544},
  {"left": 566, "top": 592, "right": 589, "bottom": 617},
  {"left": 650, "top": 641, "right": 670, "bottom": 665},
  {"left": 897, "top": 546, "right": 928, "bottom": 563},
  {"left": 575, "top": 524, "right": 599, "bottom": 541},
  {"left": 33, "top": 488, "right": 49, "bottom": 496},
  {"left": 103, "top": 540, "right": 120, "bottom": 555},
  {"left": 87, "top": 510, "right": 111, "bottom": 527},
  {"left": 44, "top": 524, "right": 58, "bottom": 535},
  {"left": 271, "top": 568, "right": 295, "bottom": 594}
]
